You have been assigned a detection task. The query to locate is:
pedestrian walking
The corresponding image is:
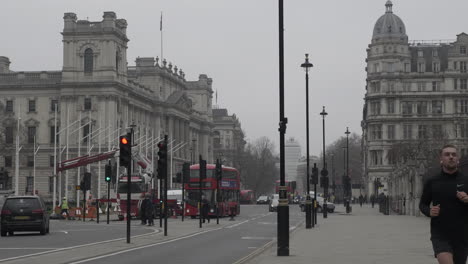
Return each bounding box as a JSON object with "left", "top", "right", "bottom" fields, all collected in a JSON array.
[
  {"left": 60, "top": 197, "right": 70, "bottom": 219},
  {"left": 143, "top": 194, "right": 154, "bottom": 226},
  {"left": 419, "top": 144, "right": 468, "bottom": 264},
  {"left": 202, "top": 195, "right": 210, "bottom": 223},
  {"left": 140, "top": 194, "right": 152, "bottom": 225},
  {"left": 359, "top": 194, "right": 364, "bottom": 207},
  {"left": 371, "top": 194, "right": 375, "bottom": 208}
]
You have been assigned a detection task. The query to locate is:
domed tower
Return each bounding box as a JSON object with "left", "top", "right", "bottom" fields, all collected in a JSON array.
[{"left": 363, "top": 1, "right": 411, "bottom": 197}]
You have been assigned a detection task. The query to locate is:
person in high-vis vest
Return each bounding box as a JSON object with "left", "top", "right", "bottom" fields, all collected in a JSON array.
[{"left": 60, "top": 197, "right": 70, "bottom": 219}]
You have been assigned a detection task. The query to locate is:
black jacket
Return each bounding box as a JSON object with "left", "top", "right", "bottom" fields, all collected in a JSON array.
[{"left": 419, "top": 170, "right": 468, "bottom": 240}]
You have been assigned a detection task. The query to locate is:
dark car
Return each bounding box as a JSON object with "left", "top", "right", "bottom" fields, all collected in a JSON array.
[
  {"left": 1, "top": 196, "right": 50, "bottom": 236},
  {"left": 256, "top": 195, "right": 270, "bottom": 204}
]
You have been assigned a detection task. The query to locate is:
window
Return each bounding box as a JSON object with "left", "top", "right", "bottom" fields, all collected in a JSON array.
[
  {"left": 4, "top": 156, "right": 12, "bottom": 167},
  {"left": 28, "top": 126, "right": 36, "bottom": 144},
  {"left": 5, "top": 100, "right": 13, "bottom": 112},
  {"left": 432, "top": 49, "right": 438, "bottom": 57},
  {"left": 27, "top": 156, "right": 34, "bottom": 167},
  {"left": 402, "top": 63, "right": 410, "bottom": 72},
  {"left": 49, "top": 156, "right": 54, "bottom": 167},
  {"left": 370, "top": 125, "right": 382, "bottom": 140},
  {"left": 403, "top": 82, "right": 411, "bottom": 92},
  {"left": 28, "top": 99, "right": 36, "bottom": 112},
  {"left": 416, "top": 101, "right": 428, "bottom": 115},
  {"left": 455, "top": 79, "right": 459, "bottom": 90},
  {"left": 418, "top": 50, "right": 424, "bottom": 57},
  {"left": 417, "top": 82, "right": 426, "bottom": 92},
  {"left": 370, "top": 150, "right": 383, "bottom": 166},
  {"left": 388, "top": 82, "right": 395, "bottom": 92},
  {"left": 418, "top": 125, "right": 428, "bottom": 139},
  {"left": 432, "top": 81, "right": 440, "bottom": 91},
  {"left": 455, "top": 99, "right": 468, "bottom": 114},
  {"left": 461, "top": 62, "right": 467, "bottom": 73},
  {"left": 460, "top": 123, "right": 468, "bottom": 138},
  {"left": 83, "top": 124, "right": 90, "bottom": 143},
  {"left": 432, "top": 100, "right": 443, "bottom": 114},
  {"left": 49, "top": 176, "right": 53, "bottom": 193},
  {"left": 26, "top": 176, "right": 33, "bottom": 194},
  {"left": 370, "top": 101, "right": 381, "bottom": 115},
  {"left": 417, "top": 62, "right": 425, "bottom": 73},
  {"left": 50, "top": 100, "right": 59, "bottom": 112},
  {"left": 461, "top": 46, "right": 467, "bottom": 55},
  {"left": 387, "top": 99, "right": 395, "bottom": 114},
  {"left": 433, "top": 62, "right": 440, "bottom": 73},
  {"left": 5, "top": 126, "right": 13, "bottom": 144},
  {"left": 50, "top": 126, "right": 59, "bottom": 144},
  {"left": 461, "top": 79, "right": 468, "bottom": 90},
  {"left": 84, "top": 48, "right": 94, "bottom": 73},
  {"left": 462, "top": 149, "right": 468, "bottom": 159},
  {"left": 402, "top": 102, "right": 413, "bottom": 115},
  {"left": 387, "top": 125, "right": 395, "bottom": 140},
  {"left": 84, "top": 98, "right": 92, "bottom": 110},
  {"left": 403, "top": 124, "right": 412, "bottom": 139},
  {"left": 387, "top": 150, "right": 397, "bottom": 165},
  {"left": 373, "top": 63, "right": 380, "bottom": 73},
  {"left": 432, "top": 125, "right": 443, "bottom": 139},
  {"left": 387, "top": 62, "right": 394, "bottom": 72},
  {"left": 370, "top": 82, "right": 381, "bottom": 93},
  {"left": 454, "top": 61, "right": 459, "bottom": 70}
]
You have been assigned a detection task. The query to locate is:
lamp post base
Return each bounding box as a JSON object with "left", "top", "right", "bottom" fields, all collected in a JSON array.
[
  {"left": 277, "top": 203, "right": 289, "bottom": 256},
  {"left": 305, "top": 200, "right": 312, "bottom": 229}
]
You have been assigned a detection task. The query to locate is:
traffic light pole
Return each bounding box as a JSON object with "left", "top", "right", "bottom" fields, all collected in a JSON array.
[
  {"left": 163, "top": 135, "right": 168, "bottom": 236},
  {"left": 107, "top": 181, "right": 110, "bottom": 224},
  {"left": 126, "top": 127, "right": 133, "bottom": 244},
  {"left": 199, "top": 155, "right": 203, "bottom": 229}
]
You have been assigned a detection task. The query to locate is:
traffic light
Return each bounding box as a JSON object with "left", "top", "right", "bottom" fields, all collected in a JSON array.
[
  {"left": 182, "top": 162, "right": 190, "bottom": 182},
  {"left": 215, "top": 159, "right": 222, "bottom": 180},
  {"left": 157, "top": 141, "right": 167, "bottom": 179},
  {"left": 105, "top": 164, "right": 112, "bottom": 183},
  {"left": 119, "top": 133, "right": 132, "bottom": 167},
  {"left": 200, "top": 159, "right": 207, "bottom": 180},
  {"left": 311, "top": 164, "right": 318, "bottom": 185}
]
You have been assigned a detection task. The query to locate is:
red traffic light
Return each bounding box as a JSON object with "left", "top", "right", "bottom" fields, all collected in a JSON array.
[{"left": 121, "top": 137, "right": 129, "bottom": 145}]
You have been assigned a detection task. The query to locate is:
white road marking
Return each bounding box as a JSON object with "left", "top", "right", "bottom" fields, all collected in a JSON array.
[
  {"left": 241, "top": 237, "right": 274, "bottom": 240},
  {"left": 0, "top": 248, "right": 60, "bottom": 250},
  {"left": 0, "top": 229, "right": 160, "bottom": 263},
  {"left": 68, "top": 227, "right": 224, "bottom": 264},
  {"left": 226, "top": 220, "right": 249, "bottom": 228}
]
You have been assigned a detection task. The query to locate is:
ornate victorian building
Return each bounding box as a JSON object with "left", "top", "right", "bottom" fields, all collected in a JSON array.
[
  {"left": 212, "top": 108, "right": 245, "bottom": 168},
  {"left": 0, "top": 12, "right": 223, "bottom": 203},
  {"left": 362, "top": 1, "right": 468, "bottom": 215}
]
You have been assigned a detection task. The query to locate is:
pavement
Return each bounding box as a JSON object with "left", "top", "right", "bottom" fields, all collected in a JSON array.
[{"left": 245, "top": 204, "right": 435, "bottom": 264}]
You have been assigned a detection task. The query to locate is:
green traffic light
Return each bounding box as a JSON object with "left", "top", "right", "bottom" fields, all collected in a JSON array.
[{"left": 105, "top": 176, "right": 111, "bottom": 182}]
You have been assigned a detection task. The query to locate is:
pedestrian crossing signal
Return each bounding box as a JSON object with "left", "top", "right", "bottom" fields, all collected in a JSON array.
[{"left": 105, "top": 164, "right": 112, "bottom": 183}]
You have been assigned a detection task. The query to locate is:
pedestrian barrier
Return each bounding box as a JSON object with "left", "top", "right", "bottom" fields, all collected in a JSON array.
[
  {"left": 74, "top": 207, "right": 82, "bottom": 220},
  {"left": 84, "top": 207, "right": 97, "bottom": 220}
]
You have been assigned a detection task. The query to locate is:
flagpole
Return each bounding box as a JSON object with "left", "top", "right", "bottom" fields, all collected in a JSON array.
[{"left": 160, "top": 11, "right": 163, "bottom": 62}]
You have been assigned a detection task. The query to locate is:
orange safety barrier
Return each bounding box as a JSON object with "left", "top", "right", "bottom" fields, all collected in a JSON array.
[{"left": 84, "top": 206, "right": 97, "bottom": 219}]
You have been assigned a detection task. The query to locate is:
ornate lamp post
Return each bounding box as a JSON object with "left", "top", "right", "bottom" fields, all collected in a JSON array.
[
  {"left": 300, "top": 53, "right": 313, "bottom": 229},
  {"left": 320, "top": 106, "right": 328, "bottom": 218}
]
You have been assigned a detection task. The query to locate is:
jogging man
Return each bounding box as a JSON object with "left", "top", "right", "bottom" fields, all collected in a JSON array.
[{"left": 419, "top": 144, "right": 468, "bottom": 264}]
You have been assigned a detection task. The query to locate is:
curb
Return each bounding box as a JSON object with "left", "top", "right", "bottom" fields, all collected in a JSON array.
[{"left": 233, "top": 219, "right": 305, "bottom": 264}]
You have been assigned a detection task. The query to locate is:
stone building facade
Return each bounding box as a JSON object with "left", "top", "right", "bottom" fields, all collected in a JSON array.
[
  {"left": 0, "top": 12, "right": 219, "bottom": 204},
  {"left": 362, "top": 1, "right": 468, "bottom": 215},
  {"left": 212, "top": 108, "right": 245, "bottom": 168}
]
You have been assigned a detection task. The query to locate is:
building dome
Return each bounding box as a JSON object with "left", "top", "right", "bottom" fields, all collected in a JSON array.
[{"left": 372, "top": 1, "right": 407, "bottom": 43}]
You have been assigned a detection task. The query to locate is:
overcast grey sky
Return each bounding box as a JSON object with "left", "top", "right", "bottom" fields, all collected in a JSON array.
[{"left": 1, "top": 0, "right": 467, "bottom": 156}]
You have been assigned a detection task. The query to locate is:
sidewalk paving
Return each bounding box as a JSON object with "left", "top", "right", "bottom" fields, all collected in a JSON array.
[{"left": 247, "top": 204, "right": 435, "bottom": 264}]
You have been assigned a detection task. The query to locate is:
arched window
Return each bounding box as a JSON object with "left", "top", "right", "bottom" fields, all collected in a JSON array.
[{"left": 84, "top": 48, "right": 93, "bottom": 73}]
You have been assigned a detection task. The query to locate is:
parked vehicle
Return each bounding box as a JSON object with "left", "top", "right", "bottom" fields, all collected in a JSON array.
[
  {"left": 1, "top": 196, "right": 50, "bottom": 236},
  {"left": 269, "top": 194, "right": 279, "bottom": 212},
  {"left": 256, "top": 195, "right": 270, "bottom": 204},
  {"left": 299, "top": 193, "right": 335, "bottom": 213}
]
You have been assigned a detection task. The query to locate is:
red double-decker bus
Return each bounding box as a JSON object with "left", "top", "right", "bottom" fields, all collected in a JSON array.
[{"left": 184, "top": 164, "right": 240, "bottom": 218}]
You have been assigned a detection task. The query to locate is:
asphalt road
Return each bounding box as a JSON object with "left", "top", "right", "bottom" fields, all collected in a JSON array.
[
  {"left": 70, "top": 204, "right": 303, "bottom": 264},
  {"left": 0, "top": 204, "right": 304, "bottom": 264}
]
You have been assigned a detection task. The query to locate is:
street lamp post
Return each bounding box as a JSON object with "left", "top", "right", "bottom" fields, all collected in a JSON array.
[
  {"left": 345, "top": 127, "right": 351, "bottom": 213},
  {"left": 277, "top": 0, "right": 289, "bottom": 256},
  {"left": 331, "top": 153, "right": 335, "bottom": 202},
  {"left": 300, "top": 53, "right": 313, "bottom": 229},
  {"left": 320, "top": 106, "right": 328, "bottom": 218}
]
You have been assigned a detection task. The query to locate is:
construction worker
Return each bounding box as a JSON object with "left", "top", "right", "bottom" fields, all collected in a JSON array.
[{"left": 60, "top": 197, "right": 70, "bottom": 219}]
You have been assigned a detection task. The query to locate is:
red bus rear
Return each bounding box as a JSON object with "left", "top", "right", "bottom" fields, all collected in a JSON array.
[
  {"left": 275, "top": 180, "right": 297, "bottom": 202},
  {"left": 184, "top": 164, "right": 240, "bottom": 218},
  {"left": 240, "top": 190, "right": 255, "bottom": 204}
]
